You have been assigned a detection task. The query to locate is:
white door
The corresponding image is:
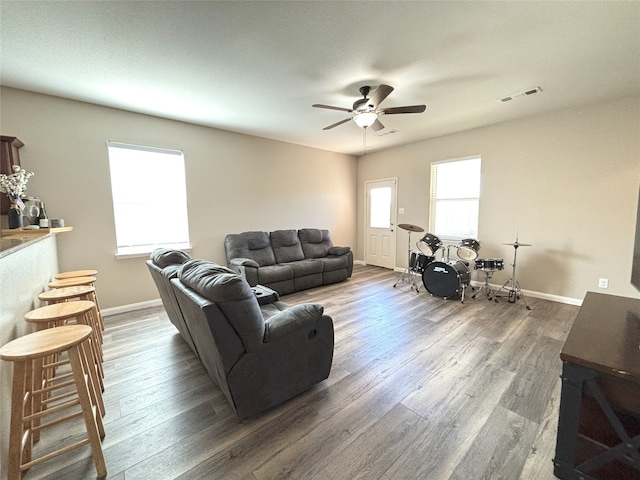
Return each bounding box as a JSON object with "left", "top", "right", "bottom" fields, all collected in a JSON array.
[{"left": 365, "top": 178, "right": 397, "bottom": 269}]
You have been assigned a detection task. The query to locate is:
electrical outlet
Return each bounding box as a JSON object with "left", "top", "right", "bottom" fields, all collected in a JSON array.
[
  {"left": 398, "top": 208, "right": 405, "bottom": 215},
  {"left": 598, "top": 278, "right": 609, "bottom": 288}
]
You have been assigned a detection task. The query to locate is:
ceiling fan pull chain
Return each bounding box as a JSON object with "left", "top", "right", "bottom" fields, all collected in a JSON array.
[{"left": 363, "top": 127, "right": 367, "bottom": 155}]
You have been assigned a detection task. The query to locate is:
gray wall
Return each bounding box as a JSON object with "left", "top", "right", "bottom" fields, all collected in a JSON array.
[
  {"left": 357, "top": 96, "right": 640, "bottom": 303},
  {"left": 0, "top": 87, "right": 358, "bottom": 308}
]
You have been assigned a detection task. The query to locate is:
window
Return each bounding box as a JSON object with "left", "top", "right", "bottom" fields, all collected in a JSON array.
[
  {"left": 429, "top": 156, "right": 481, "bottom": 240},
  {"left": 107, "top": 142, "right": 190, "bottom": 257},
  {"left": 369, "top": 186, "right": 392, "bottom": 229}
]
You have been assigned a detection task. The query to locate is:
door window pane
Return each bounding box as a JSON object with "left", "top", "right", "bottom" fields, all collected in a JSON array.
[{"left": 370, "top": 186, "right": 391, "bottom": 228}]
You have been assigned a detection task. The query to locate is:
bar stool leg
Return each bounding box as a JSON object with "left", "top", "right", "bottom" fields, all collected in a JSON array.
[
  {"left": 68, "top": 344, "right": 107, "bottom": 476},
  {"left": 8, "top": 361, "right": 28, "bottom": 480}
]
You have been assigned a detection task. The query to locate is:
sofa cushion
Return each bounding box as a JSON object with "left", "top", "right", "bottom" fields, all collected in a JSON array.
[
  {"left": 225, "top": 231, "right": 276, "bottom": 267},
  {"left": 319, "top": 255, "right": 349, "bottom": 272},
  {"left": 178, "top": 259, "right": 266, "bottom": 351},
  {"left": 289, "top": 259, "right": 324, "bottom": 276},
  {"left": 271, "top": 230, "right": 305, "bottom": 263},
  {"left": 298, "top": 228, "right": 333, "bottom": 258},
  {"left": 150, "top": 248, "right": 191, "bottom": 268}
]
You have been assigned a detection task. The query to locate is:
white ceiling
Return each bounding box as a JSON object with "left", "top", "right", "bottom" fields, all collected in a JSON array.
[{"left": 1, "top": 1, "right": 639, "bottom": 156}]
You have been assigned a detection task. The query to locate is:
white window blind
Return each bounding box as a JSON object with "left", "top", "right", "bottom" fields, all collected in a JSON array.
[
  {"left": 429, "top": 157, "right": 481, "bottom": 240},
  {"left": 107, "top": 141, "right": 190, "bottom": 257}
]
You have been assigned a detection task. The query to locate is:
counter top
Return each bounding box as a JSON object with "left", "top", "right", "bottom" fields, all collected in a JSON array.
[
  {"left": 0, "top": 227, "right": 73, "bottom": 259},
  {"left": 1, "top": 226, "right": 73, "bottom": 235}
]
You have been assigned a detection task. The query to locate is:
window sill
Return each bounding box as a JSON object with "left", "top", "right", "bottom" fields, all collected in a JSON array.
[{"left": 115, "top": 244, "right": 192, "bottom": 260}]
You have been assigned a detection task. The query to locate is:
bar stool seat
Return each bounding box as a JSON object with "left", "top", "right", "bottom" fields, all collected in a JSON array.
[
  {"left": 55, "top": 269, "right": 98, "bottom": 280},
  {"left": 47, "top": 277, "right": 104, "bottom": 332},
  {"left": 48, "top": 276, "right": 96, "bottom": 289},
  {"left": 38, "top": 286, "right": 103, "bottom": 343},
  {"left": 25, "top": 301, "right": 104, "bottom": 376},
  {"left": 0, "top": 325, "right": 107, "bottom": 480}
]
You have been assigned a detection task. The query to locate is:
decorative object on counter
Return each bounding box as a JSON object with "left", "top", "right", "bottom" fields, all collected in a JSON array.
[
  {"left": 0, "top": 164, "right": 34, "bottom": 228},
  {"left": 8, "top": 203, "right": 23, "bottom": 229},
  {"left": 38, "top": 201, "right": 49, "bottom": 228},
  {"left": 50, "top": 218, "right": 65, "bottom": 228},
  {"left": 22, "top": 196, "right": 41, "bottom": 225}
]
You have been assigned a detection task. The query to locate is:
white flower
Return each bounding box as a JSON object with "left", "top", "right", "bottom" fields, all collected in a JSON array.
[{"left": 0, "top": 164, "right": 34, "bottom": 201}]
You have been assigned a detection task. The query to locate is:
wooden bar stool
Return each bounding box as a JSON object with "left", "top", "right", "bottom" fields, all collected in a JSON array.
[
  {"left": 48, "top": 277, "right": 104, "bottom": 332},
  {"left": 55, "top": 269, "right": 98, "bottom": 280},
  {"left": 0, "top": 325, "right": 107, "bottom": 480},
  {"left": 38, "top": 286, "right": 103, "bottom": 345},
  {"left": 25, "top": 301, "right": 104, "bottom": 381},
  {"left": 24, "top": 302, "right": 105, "bottom": 443}
]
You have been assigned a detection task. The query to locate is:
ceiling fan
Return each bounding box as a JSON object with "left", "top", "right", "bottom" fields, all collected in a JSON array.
[{"left": 312, "top": 84, "right": 426, "bottom": 131}]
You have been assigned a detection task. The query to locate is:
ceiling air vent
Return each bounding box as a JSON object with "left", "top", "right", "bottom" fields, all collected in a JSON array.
[{"left": 499, "top": 87, "right": 542, "bottom": 103}]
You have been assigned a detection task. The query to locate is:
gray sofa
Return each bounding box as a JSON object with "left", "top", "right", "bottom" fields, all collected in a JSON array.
[
  {"left": 224, "top": 228, "right": 353, "bottom": 295},
  {"left": 146, "top": 249, "right": 334, "bottom": 418}
]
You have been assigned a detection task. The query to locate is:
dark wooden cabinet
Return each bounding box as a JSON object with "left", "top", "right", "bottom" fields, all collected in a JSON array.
[
  {"left": 1, "top": 136, "right": 24, "bottom": 214},
  {"left": 554, "top": 292, "right": 640, "bottom": 479}
]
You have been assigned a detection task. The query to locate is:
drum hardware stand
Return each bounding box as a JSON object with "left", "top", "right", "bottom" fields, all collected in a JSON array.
[
  {"left": 393, "top": 224, "right": 424, "bottom": 291},
  {"left": 494, "top": 238, "right": 532, "bottom": 310},
  {"left": 471, "top": 269, "right": 499, "bottom": 302}
]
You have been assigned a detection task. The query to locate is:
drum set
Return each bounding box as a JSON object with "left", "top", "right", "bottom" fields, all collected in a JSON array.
[{"left": 394, "top": 224, "right": 528, "bottom": 306}]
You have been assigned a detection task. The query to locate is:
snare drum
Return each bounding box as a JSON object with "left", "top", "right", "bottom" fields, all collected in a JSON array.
[
  {"left": 410, "top": 251, "right": 434, "bottom": 273},
  {"left": 422, "top": 260, "right": 470, "bottom": 299},
  {"left": 416, "top": 233, "right": 443, "bottom": 256},
  {"left": 474, "top": 258, "right": 504, "bottom": 271},
  {"left": 457, "top": 238, "right": 481, "bottom": 261}
]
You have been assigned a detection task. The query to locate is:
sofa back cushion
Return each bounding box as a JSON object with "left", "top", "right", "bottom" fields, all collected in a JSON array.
[
  {"left": 150, "top": 248, "right": 191, "bottom": 269},
  {"left": 298, "top": 228, "right": 333, "bottom": 258},
  {"left": 270, "top": 229, "right": 305, "bottom": 264},
  {"left": 178, "top": 259, "right": 266, "bottom": 351},
  {"left": 224, "top": 231, "right": 276, "bottom": 266}
]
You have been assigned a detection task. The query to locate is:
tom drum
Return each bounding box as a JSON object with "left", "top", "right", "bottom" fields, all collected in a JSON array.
[
  {"left": 457, "top": 238, "right": 481, "bottom": 261},
  {"left": 410, "top": 251, "right": 434, "bottom": 273},
  {"left": 474, "top": 258, "right": 505, "bottom": 271},
  {"left": 416, "top": 233, "right": 443, "bottom": 256}
]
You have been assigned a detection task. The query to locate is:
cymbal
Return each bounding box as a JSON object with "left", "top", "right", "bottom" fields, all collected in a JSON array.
[
  {"left": 398, "top": 223, "right": 424, "bottom": 233},
  {"left": 503, "top": 242, "right": 532, "bottom": 247}
]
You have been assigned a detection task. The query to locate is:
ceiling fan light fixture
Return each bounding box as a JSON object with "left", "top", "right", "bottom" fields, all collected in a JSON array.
[{"left": 353, "top": 112, "right": 378, "bottom": 128}]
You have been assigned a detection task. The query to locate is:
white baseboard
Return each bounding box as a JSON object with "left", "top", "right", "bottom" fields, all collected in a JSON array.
[
  {"left": 102, "top": 298, "right": 162, "bottom": 317},
  {"left": 389, "top": 266, "right": 582, "bottom": 306}
]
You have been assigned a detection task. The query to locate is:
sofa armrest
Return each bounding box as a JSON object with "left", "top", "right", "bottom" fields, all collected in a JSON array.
[
  {"left": 328, "top": 246, "right": 351, "bottom": 256},
  {"left": 263, "top": 303, "right": 324, "bottom": 342},
  {"left": 229, "top": 257, "right": 260, "bottom": 268}
]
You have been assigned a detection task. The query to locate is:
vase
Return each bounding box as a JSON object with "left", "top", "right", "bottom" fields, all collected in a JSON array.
[{"left": 8, "top": 205, "right": 23, "bottom": 229}]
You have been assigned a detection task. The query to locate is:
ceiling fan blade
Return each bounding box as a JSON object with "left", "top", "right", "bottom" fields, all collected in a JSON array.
[
  {"left": 323, "top": 117, "right": 352, "bottom": 130},
  {"left": 367, "top": 84, "right": 394, "bottom": 109},
  {"left": 380, "top": 105, "right": 426, "bottom": 115},
  {"left": 371, "top": 118, "right": 385, "bottom": 132},
  {"left": 312, "top": 104, "right": 353, "bottom": 113}
]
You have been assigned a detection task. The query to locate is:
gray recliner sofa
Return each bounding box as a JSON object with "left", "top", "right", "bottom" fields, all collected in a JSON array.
[
  {"left": 147, "top": 251, "right": 334, "bottom": 418},
  {"left": 146, "top": 248, "right": 199, "bottom": 356},
  {"left": 224, "top": 228, "right": 353, "bottom": 295}
]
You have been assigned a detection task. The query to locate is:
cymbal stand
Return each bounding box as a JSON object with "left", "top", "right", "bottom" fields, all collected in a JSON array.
[
  {"left": 471, "top": 269, "right": 498, "bottom": 302},
  {"left": 494, "top": 243, "right": 531, "bottom": 310},
  {"left": 393, "top": 230, "right": 419, "bottom": 290}
]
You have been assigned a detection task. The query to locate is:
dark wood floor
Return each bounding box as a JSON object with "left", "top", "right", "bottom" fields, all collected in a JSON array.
[{"left": 22, "top": 264, "right": 578, "bottom": 479}]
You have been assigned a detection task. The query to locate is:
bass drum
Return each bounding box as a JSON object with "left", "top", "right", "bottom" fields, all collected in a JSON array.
[{"left": 422, "top": 261, "right": 470, "bottom": 299}]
